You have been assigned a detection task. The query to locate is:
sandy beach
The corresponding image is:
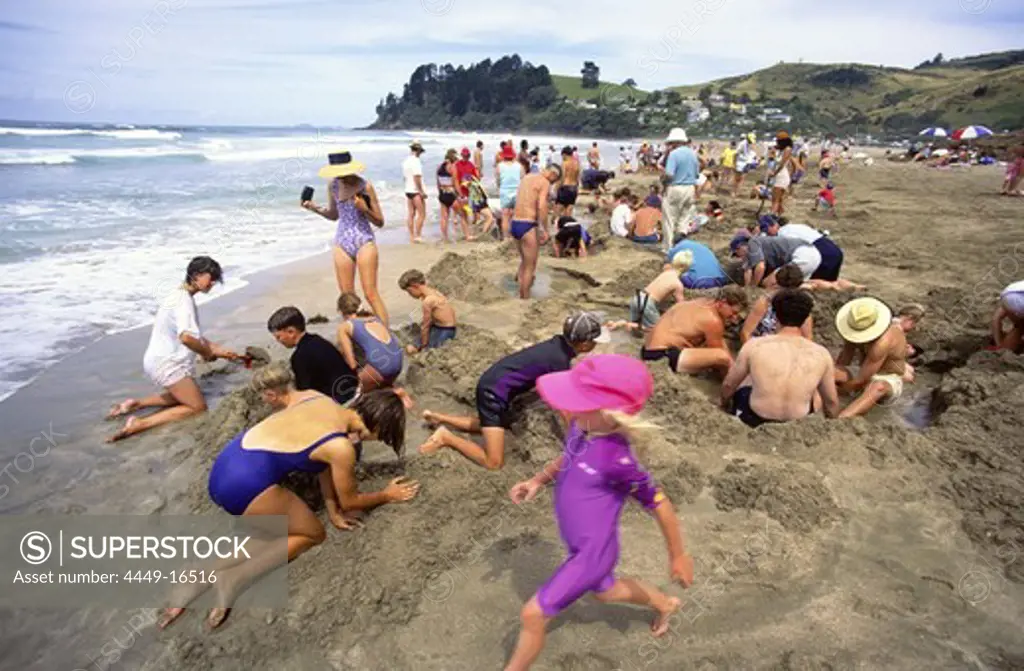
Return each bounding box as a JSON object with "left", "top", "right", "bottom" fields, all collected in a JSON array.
[{"left": 4, "top": 155, "right": 1024, "bottom": 670}]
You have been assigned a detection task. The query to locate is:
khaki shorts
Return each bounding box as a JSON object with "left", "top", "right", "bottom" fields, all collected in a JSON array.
[{"left": 871, "top": 374, "right": 904, "bottom": 405}]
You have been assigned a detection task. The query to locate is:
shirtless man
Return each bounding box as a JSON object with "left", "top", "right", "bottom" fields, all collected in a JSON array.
[
  {"left": 587, "top": 142, "right": 601, "bottom": 170},
  {"left": 473, "top": 140, "right": 484, "bottom": 176},
  {"left": 641, "top": 285, "right": 748, "bottom": 376},
  {"left": 555, "top": 147, "right": 580, "bottom": 220},
  {"left": 607, "top": 250, "right": 692, "bottom": 333},
  {"left": 628, "top": 202, "right": 662, "bottom": 245},
  {"left": 510, "top": 163, "right": 561, "bottom": 299},
  {"left": 833, "top": 297, "right": 923, "bottom": 418},
  {"left": 721, "top": 289, "right": 839, "bottom": 427}
]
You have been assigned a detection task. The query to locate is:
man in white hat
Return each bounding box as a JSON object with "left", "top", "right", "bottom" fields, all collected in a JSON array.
[
  {"left": 659, "top": 127, "right": 700, "bottom": 252},
  {"left": 834, "top": 297, "right": 922, "bottom": 418}
]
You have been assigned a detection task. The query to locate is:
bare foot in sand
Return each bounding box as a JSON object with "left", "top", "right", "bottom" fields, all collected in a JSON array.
[
  {"left": 158, "top": 607, "right": 187, "bottom": 629},
  {"left": 421, "top": 410, "right": 441, "bottom": 427},
  {"left": 394, "top": 387, "right": 415, "bottom": 409},
  {"left": 107, "top": 399, "right": 138, "bottom": 419},
  {"left": 206, "top": 607, "right": 232, "bottom": 630},
  {"left": 465, "top": 235, "right": 478, "bottom": 242},
  {"left": 413, "top": 237, "right": 423, "bottom": 244},
  {"left": 419, "top": 427, "right": 449, "bottom": 455},
  {"left": 651, "top": 596, "right": 681, "bottom": 638},
  {"left": 107, "top": 416, "right": 140, "bottom": 443}
]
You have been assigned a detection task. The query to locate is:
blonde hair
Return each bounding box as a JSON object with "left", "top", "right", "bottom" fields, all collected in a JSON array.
[
  {"left": 897, "top": 303, "right": 926, "bottom": 322},
  {"left": 670, "top": 249, "right": 694, "bottom": 273},
  {"left": 600, "top": 410, "right": 660, "bottom": 459},
  {"left": 250, "top": 361, "right": 294, "bottom": 393}
]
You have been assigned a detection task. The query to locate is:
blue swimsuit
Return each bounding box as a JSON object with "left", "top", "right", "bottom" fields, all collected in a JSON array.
[
  {"left": 350, "top": 317, "right": 403, "bottom": 381},
  {"left": 208, "top": 403, "right": 361, "bottom": 515}
]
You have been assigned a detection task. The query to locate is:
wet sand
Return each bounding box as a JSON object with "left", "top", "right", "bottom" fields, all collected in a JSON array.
[{"left": 5, "top": 157, "right": 1024, "bottom": 670}]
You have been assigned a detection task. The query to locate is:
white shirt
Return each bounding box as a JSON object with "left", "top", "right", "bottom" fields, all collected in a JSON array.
[
  {"left": 1003, "top": 280, "right": 1024, "bottom": 295},
  {"left": 144, "top": 287, "right": 201, "bottom": 371},
  {"left": 778, "top": 223, "right": 823, "bottom": 244},
  {"left": 402, "top": 155, "right": 423, "bottom": 194},
  {"left": 610, "top": 204, "right": 633, "bottom": 237}
]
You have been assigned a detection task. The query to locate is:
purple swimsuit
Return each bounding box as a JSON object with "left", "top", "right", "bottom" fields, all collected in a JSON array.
[
  {"left": 332, "top": 178, "right": 376, "bottom": 259},
  {"left": 537, "top": 423, "right": 663, "bottom": 617}
]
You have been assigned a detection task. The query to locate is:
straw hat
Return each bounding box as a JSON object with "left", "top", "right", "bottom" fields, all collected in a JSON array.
[
  {"left": 665, "top": 127, "right": 689, "bottom": 144},
  {"left": 318, "top": 150, "right": 366, "bottom": 179},
  {"left": 835, "top": 297, "right": 893, "bottom": 344}
]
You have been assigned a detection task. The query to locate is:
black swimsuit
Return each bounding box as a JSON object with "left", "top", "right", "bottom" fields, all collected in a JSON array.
[{"left": 731, "top": 386, "right": 813, "bottom": 428}]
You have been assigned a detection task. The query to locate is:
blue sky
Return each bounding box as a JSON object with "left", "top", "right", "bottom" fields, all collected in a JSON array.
[{"left": 0, "top": 0, "right": 1022, "bottom": 127}]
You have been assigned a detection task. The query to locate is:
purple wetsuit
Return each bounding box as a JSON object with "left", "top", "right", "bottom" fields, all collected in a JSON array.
[
  {"left": 332, "top": 177, "right": 376, "bottom": 260},
  {"left": 537, "top": 423, "right": 664, "bottom": 617}
]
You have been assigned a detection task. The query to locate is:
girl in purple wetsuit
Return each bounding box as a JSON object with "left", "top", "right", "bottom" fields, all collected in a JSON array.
[
  {"left": 302, "top": 150, "right": 389, "bottom": 327},
  {"left": 505, "top": 354, "right": 694, "bottom": 671}
]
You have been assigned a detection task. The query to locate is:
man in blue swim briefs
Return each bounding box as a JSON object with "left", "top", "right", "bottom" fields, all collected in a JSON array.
[
  {"left": 418, "top": 312, "right": 607, "bottom": 470},
  {"left": 510, "top": 162, "right": 562, "bottom": 299}
]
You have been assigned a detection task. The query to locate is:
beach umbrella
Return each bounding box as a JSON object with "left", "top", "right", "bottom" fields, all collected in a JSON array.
[
  {"left": 951, "top": 125, "right": 993, "bottom": 140},
  {"left": 918, "top": 127, "right": 947, "bottom": 137}
]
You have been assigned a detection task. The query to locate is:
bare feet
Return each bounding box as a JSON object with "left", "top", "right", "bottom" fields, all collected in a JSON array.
[
  {"left": 158, "top": 607, "right": 187, "bottom": 629},
  {"left": 421, "top": 410, "right": 441, "bottom": 427},
  {"left": 419, "top": 427, "right": 449, "bottom": 455},
  {"left": 651, "top": 597, "right": 681, "bottom": 637},
  {"left": 107, "top": 416, "right": 140, "bottom": 443},
  {"left": 414, "top": 237, "right": 423, "bottom": 244},
  {"left": 466, "top": 235, "right": 478, "bottom": 242},
  {"left": 206, "top": 607, "right": 232, "bottom": 630},
  {"left": 107, "top": 399, "right": 139, "bottom": 419}
]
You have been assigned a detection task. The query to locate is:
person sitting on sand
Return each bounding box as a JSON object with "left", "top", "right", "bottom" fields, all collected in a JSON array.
[
  {"left": 750, "top": 180, "right": 771, "bottom": 201},
  {"left": 721, "top": 290, "right": 839, "bottom": 427},
  {"left": 628, "top": 200, "right": 662, "bottom": 245},
  {"left": 991, "top": 280, "right": 1024, "bottom": 352},
  {"left": 607, "top": 250, "right": 692, "bottom": 334},
  {"left": 398, "top": 269, "right": 457, "bottom": 351},
  {"left": 511, "top": 163, "right": 561, "bottom": 299},
  {"left": 610, "top": 191, "right": 636, "bottom": 238},
  {"left": 503, "top": 354, "right": 693, "bottom": 671},
  {"left": 640, "top": 286, "right": 748, "bottom": 377},
  {"left": 158, "top": 363, "right": 417, "bottom": 631},
  {"left": 664, "top": 239, "right": 730, "bottom": 289},
  {"left": 553, "top": 215, "right": 590, "bottom": 259},
  {"left": 268, "top": 306, "right": 359, "bottom": 405},
  {"left": 705, "top": 200, "right": 724, "bottom": 221},
  {"left": 336, "top": 293, "right": 411, "bottom": 407},
  {"left": 812, "top": 181, "right": 838, "bottom": 217},
  {"left": 833, "top": 298, "right": 922, "bottom": 419},
  {"left": 740, "top": 264, "right": 814, "bottom": 343},
  {"left": 730, "top": 232, "right": 820, "bottom": 288},
  {"left": 419, "top": 313, "right": 606, "bottom": 471},
  {"left": 758, "top": 215, "right": 863, "bottom": 291},
  {"left": 108, "top": 256, "right": 243, "bottom": 442}
]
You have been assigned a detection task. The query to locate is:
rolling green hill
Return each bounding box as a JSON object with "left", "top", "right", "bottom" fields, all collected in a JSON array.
[
  {"left": 665, "top": 54, "right": 1024, "bottom": 132},
  {"left": 550, "top": 74, "right": 649, "bottom": 101}
]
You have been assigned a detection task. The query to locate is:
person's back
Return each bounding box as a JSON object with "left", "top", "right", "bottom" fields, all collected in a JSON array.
[
  {"left": 291, "top": 332, "right": 358, "bottom": 402},
  {"left": 632, "top": 206, "right": 660, "bottom": 238},
  {"left": 513, "top": 172, "right": 548, "bottom": 222},
  {"left": 742, "top": 334, "right": 831, "bottom": 419},
  {"left": 479, "top": 335, "right": 576, "bottom": 403},
  {"left": 644, "top": 269, "right": 684, "bottom": 304},
  {"left": 666, "top": 145, "right": 698, "bottom": 185},
  {"left": 499, "top": 160, "right": 522, "bottom": 198},
  {"left": 666, "top": 240, "right": 728, "bottom": 285},
  {"left": 562, "top": 156, "right": 580, "bottom": 186},
  {"left": 246, "top": 393, "right": 352, "bottom": 453},
  {"left": 648, "top": 300, "right": 713, "bottom": 349}
]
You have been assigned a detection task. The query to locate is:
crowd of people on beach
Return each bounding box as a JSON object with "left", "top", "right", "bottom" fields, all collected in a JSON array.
[{"left": 100, "top": 125, "right": 1024, "bottom": 670}]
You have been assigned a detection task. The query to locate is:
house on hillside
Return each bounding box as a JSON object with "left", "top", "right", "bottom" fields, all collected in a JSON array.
[
  {"left": 729, "top": 103, "right": 747, "bottom": 114},
  {"left": 575, "top": 100, "right": 598, "bottom": 110},
  {"left": 708, "top": 93, "right": 727, "bottom": 107},
  {"left": 761, "top": 107, "right": 782, "bottom": 116},
  {"left": 688, "top": 106, "right": 711, "bottom": 124},
  {"left": 765, "top": 113, "right": 792, "bottom": 124},
  {"left": 681, "top": 97, "right": 702, "bottom": 109}
]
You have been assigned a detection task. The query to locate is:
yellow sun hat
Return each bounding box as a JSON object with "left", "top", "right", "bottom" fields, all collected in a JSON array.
[
  {"left": 318, "top": 149, "right": 366, "bottom": 179},
  {"left": 835, "top": 297, "right": 893, "bottom": 344}
]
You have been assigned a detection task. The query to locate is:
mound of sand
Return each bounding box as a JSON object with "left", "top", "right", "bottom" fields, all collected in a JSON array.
[
  {"left": 711, "top": 460, "right": 842, "bottom": 533},
  {"left": 427, "top": 251, "right": 507, "bottom": 304}
]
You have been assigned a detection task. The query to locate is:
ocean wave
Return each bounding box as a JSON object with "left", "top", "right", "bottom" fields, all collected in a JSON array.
[
  {"left": 0, "top": 146, "right": 207, "bottom": 166},
  {"left": 0, "top": 126, "right": 182, "bottom": 141}
]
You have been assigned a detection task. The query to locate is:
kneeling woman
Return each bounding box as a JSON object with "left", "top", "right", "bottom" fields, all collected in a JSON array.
[{"left": 160, "top": 362, "right": 419, "bottom": 630}]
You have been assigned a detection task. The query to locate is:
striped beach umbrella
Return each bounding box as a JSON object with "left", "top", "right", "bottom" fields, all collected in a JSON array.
[
  {"left": 951, "top": 126, "right": 993, "bottom": 140},
  {"left": 918, "top": 127, "right": 947, "bottom": 137}
]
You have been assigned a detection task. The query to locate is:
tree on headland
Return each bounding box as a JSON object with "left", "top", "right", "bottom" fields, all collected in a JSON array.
[
  {"left": 698, "top": 85, "right": 713, "bottom": 103},
  {"left": 581, "top": 61, "right": 600, "bottom": 89},
  {"left": 622, "top": 78, "right": 637, "bottom": 87}
]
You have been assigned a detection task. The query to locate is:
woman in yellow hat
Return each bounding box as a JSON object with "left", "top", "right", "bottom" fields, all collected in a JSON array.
[{"left": 302, "top": 150, "right": 389, "bottom": 326}]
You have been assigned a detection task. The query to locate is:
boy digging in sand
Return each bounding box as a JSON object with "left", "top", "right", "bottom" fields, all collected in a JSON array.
[
  {"left": 503, "top": 354, "right": 693, "bottom": 671},
  {"left": 607, "top": 250, "right": 693, "bottom": 334},
  {"left": 419, "top": 313, "right": 606, "bottom": 470},
  {"left": 398, "top": 269, "right": 457, "bottom": 351}
]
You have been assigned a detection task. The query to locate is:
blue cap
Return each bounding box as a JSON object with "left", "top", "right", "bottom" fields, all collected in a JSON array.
[
  {"left": 826, "top": 181, "right": 835, "bottom": 189},
  {"left": 729, "top": 234, "right": 750, "bottom": 255},
  {"left": 758, "top": 214, "right": 779, "bottom": 233}
]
